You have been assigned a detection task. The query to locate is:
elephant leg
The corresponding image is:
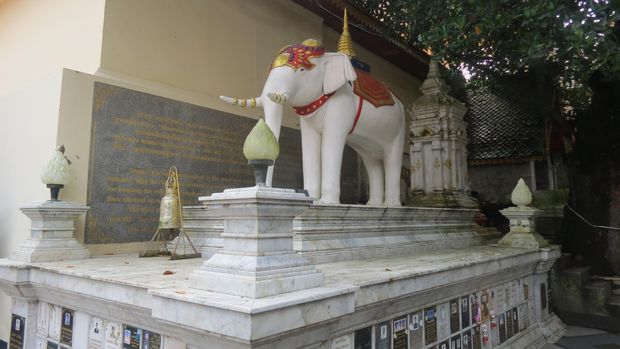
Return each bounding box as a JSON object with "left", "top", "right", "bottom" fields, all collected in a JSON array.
[
  {"left": 319, "top": 127, "right": 349, "bottom": 205},
  {"left": 360, "top": 155, "right": 384, "bottom": 206},
  {"left": 300, "top": 118, "right": 321, "bottom": 200},
  {"left": 383, "top": 129, "right": 406, "bottom": 207}
]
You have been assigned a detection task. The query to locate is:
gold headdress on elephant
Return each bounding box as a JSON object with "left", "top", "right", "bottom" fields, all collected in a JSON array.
[{"left": 270, "top": 39, "right": 325, "bottom": 71}]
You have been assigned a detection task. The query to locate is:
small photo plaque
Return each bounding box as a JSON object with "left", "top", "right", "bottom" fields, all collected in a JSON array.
[
  {"left": 89, "top": 317, "right": 105, "bottom": 349},
  {"left": 59, "top": 308, "right": 74, "bottom": 346},
  {"left": 37, "top": 302, "right": 49, "bottom": 337},
  {"left": 123, "top": 325, "right": 142, "bottom": 349},
  {"left": 424, "top": 306, "right": 438, "bottom": 345},
  {"left": 142, "top": 330, "right": 162, "bottom": 349},
  {"left": 105, "top": 321, "right": 123, "bottom": 349},
  {"left": 374, "top": 321, "right": 391, "bottom": 349},
  {"left": 48, "top": 305, "right": 62, "bottom": 341},
  {"left": 9, "top": 314, "right": 25, "bottom": 349}
]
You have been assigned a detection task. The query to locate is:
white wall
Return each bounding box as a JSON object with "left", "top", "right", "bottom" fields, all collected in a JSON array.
[
  {"left": 0, "top": 71, "right": 64, "bottom": 343},
  {"left": 0, "top": 0, "right": 105, "bottom": 96}
]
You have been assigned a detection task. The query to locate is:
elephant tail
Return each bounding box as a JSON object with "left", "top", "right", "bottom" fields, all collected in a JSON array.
[{"left": 219, "top": 96, "right": 263, "bottom": 108}]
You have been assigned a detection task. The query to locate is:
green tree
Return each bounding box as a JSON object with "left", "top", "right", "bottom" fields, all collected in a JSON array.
[{"left": 349, "top": 0, "right": 619, "bottom": 118}]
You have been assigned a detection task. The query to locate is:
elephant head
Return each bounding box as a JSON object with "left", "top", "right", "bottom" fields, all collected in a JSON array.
[{"left": 220, "top": 39, "right": 357, "bottom": 186}]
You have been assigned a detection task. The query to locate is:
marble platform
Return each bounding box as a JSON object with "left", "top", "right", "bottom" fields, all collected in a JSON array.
[
  {"left": 170, "top": 204, "right": 502, "bottom": 263},
  {"left": 0, "top": 244, "right": 564, "bottom": 349}
]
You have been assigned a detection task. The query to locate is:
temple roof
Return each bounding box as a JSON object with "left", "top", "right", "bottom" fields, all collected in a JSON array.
[{"left": 464, "top": 87, "right": 545, "bottom": 165}]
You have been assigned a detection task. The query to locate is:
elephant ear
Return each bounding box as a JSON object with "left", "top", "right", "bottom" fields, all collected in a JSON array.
[{"left": 322, "top": 53, "right": 357, "bottom": 95}]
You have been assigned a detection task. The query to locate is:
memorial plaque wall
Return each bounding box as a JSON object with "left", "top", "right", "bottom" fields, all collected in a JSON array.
[{"left": 87, "top": 82, "right": 360, "bottom": 243}]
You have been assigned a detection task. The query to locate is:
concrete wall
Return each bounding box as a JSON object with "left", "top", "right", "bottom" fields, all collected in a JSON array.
[
  {"left": 469, "top": 162, "right": 532, "bottom": 204},
  {"left": 0, "top": 0, "right": 104, "bottom": 96}
]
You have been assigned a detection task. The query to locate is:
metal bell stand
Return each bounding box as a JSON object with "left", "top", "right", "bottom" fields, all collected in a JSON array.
[{"left": 140, "top": 166, "right": 200, "bottom": 259}]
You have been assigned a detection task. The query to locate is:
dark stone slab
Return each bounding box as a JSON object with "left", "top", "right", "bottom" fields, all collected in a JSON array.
[{"left": 86, "top": 82, "right": 359, "bottom": 244}]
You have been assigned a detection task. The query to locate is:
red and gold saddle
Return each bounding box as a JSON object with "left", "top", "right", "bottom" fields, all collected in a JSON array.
[{"left": 353, "top": 69, "right": 395, "bottom": 107}]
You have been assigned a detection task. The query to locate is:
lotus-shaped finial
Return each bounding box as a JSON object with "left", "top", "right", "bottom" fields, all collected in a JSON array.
[{"left": 511, "top": 178, "right": 532, "bottom": 208}]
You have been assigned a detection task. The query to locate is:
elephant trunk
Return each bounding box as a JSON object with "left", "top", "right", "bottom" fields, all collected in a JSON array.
[{"left": 267, "top": 92, "right": 289, "bottom": 105}]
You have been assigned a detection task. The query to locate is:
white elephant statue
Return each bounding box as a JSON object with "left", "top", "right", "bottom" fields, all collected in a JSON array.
[{"left": 221, "top": 38, "right": 405, "bottom": 207}]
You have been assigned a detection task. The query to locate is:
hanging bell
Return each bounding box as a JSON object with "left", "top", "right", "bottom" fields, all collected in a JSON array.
[{"left": 158, "top": 177, "right": 181, "bottom": 229}]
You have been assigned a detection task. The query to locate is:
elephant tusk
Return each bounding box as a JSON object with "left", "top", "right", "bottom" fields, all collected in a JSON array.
[
  {"left": 267, "top": 92, "right": 288, "bottom": 105},
  {"left": 219, "top": 96, "right": 263, "bottom": 108}
]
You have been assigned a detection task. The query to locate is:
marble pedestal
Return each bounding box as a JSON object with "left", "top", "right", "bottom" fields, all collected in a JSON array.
[
  {"left": 190, "top": 186, "right": 324, "bottom": 298},
  {"left": 9, "top": 201, "right": 89, "bottom": 263},
  {"left": 498, "top": 207, "right": 550, "bottom": 249}
]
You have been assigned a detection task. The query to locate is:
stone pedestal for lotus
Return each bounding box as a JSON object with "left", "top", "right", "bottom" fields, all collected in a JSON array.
[
  {"left": 498, "top": 178, "right": 550, "bottom": 249},
  {"left": 190, "top": 186, "right": 325, "bottom": 297},
  {"left": 10, "top": 201, "right": 90, "bottom": 262}
]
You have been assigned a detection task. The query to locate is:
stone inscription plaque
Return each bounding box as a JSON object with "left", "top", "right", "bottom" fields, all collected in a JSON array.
[{"left": 87, "top": 82, "right": 359, "bottom": 243}]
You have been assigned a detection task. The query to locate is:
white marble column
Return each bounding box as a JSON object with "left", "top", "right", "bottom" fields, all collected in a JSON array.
[
  {"left": 10, "top": 201, "right": 90, "bottom": 262},
  {"left": 190, "top": 186, "right": 324, "bottom": 298}
]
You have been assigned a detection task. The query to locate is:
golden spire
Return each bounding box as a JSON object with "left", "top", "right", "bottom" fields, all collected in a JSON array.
[{"left": 337, "top": 8, "right": 356, "bottom": 58}]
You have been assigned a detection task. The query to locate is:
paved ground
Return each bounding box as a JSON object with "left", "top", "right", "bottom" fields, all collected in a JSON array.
[{"left": 545, "top": 326, "right": 620, "bottom": 349}]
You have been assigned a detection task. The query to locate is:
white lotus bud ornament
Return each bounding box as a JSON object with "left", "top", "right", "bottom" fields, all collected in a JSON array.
[
  {"left": 510, "top": 178, "right": 532, "bottom": 209},
  {"left": 41, "top": 145, "right": 72, "bottom": 200}
]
